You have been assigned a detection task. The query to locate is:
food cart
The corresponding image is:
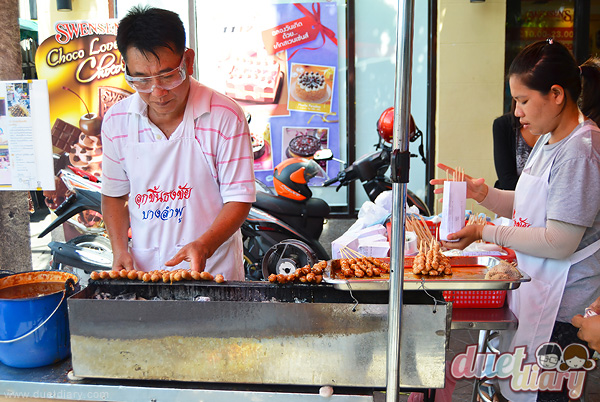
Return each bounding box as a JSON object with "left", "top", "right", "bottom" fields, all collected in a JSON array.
[
  {"left": 0, "top": 264, "right": 525, "bottom": 402},
  {"left": 0, "top": 1, "right": 526, "bottom": 402}
]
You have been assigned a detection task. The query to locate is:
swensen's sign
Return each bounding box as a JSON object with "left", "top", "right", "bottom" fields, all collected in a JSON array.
[{"left": 54, "top": 21, "right": 119, "bottom": 44}]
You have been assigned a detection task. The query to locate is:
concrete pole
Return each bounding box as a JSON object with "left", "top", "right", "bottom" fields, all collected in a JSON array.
[{"left": 0, "top": 0, "right": 34, "bottom": 273}]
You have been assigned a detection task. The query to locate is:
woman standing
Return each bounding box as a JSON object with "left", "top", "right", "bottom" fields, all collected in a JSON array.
[
  {"left": 492, "top": 108, "right": 538, "bottom": 190},
  {"left": 433, "top": 39, "right": 600, "bottom": 402}
]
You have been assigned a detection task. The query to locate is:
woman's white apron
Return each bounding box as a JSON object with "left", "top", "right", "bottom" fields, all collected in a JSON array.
[
  {"left": 121, "top": 100, "right": 243, "bottom": 280},
  {"left": 499, "top": 125, "right": 600, "bottom": 401}
]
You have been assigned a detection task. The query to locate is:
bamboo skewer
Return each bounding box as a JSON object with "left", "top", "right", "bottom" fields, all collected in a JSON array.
[
  {"left": 406, "top": 215, "right": 435, "bottom": 246},
  {"left": 449, "top": 166, "right": 465, "bottom": 182},
  {"left": 340, "top": 246, "right": 366, "bottom": 259}
]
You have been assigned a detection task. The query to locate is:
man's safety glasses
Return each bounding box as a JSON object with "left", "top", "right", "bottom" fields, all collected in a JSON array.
[{"left": 124, "top": 51, "right": 188, "bottom": 93}]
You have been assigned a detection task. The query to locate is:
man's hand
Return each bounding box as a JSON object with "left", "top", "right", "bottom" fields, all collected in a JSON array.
[
  {"left": 111, "top": 249, "right": 135, "bottom": 271},
  {"left": 165, "top": 239, "right": 211, "bottom": 272},
  {"left": 441, "top": 224, "right": 484, "bottom": 250},
  {"left": 164, "top": 201, "right": 252, "bottom": 272},
  {"left": 430, "top": 163, "right": 489, "bottom": 203}
]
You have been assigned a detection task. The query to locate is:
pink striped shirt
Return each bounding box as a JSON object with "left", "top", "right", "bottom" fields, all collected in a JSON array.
[{"left": 101, "top": 79, "right": 256, "bottom": 204}]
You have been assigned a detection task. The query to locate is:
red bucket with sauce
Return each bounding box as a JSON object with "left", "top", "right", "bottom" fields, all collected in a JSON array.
[{"left": 0, "top": 271, "right": 78, "bottom": 368}]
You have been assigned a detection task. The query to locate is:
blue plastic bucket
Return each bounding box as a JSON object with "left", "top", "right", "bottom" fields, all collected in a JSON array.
[{"left": 0, "top": 271, "right": 78, "bottom": 368}]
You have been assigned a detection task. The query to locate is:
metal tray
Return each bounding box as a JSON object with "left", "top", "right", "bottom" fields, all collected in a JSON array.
[{"left": 323, "top": 256, "right": 531, "bottom": 291}]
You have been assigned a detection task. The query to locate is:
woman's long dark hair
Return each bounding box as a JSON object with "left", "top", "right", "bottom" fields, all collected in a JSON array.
[
  {"left": 509, "top": 39, "right": 600, "bottom": 125},
  {"left": 580, "top": 57, "right": 600, "bottom": 126}
]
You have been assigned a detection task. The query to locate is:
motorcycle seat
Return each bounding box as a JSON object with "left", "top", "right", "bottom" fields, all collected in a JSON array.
[{"left": 254, "top": 192, "right": 330, "bottom": 218}]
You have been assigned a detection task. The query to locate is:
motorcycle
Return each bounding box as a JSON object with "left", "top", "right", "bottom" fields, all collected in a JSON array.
[
  {"left": 319, "top": 146, "right": 431, "bottom": 216},
  {"left": 317, "top": 109, "right": 431, "bottom": 216},
  {"left": 243, "top": 111, "right": 431, "bottom": 280},
  {"left": 243, "top": 159, "right": 331, "bottom": 280},
  {"left": 41, "top": 110, "right": 429, "bottom": 282},
  {"left": 243, "top": 144, "right": 430, "bottom": 280},
  {"left": 40, "top": 159, "right": 403, "bottom": 283},
  {"left": 38, "top": 165, "right": 328, "bottom": 282},
  {"left": 38, "top": 167, "right": 112, "bottom": 283}
]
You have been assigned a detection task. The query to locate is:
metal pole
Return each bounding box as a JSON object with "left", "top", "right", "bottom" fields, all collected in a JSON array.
[{"left": 385, "top": 0, "right": 414, "bottom": 400}]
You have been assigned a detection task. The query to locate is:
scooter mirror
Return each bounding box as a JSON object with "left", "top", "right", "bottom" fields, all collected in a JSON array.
[{"left": 313, "top": 148, "right": 333, "bottom": 161}]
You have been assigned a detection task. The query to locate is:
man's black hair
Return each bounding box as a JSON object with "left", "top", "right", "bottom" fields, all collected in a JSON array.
[
  {"left": 116, "top": 6, "right": 186, "bottom": 61},
  {"left": 537, "top": 343, "right": 562, "bottom": 357}
]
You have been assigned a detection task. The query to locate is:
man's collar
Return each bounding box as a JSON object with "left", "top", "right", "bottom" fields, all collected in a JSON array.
[
  {"left": 187, "top": 79, "right": 212, "bottom": 119},
  {"left": 127, "top": 91, "right": 147, "bottom": 116}
]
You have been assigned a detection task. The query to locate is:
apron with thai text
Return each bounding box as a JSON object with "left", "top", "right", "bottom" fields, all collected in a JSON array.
[{"left": 122, "top": 97, "right": 244, "bottom": 280}]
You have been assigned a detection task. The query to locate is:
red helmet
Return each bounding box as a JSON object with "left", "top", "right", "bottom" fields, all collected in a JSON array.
[
  {"left": 377, "top": 107, "right": 417, "bottom": 143},
  {"left": 273, "top": 158, "right": 326, "bottom": 201}
]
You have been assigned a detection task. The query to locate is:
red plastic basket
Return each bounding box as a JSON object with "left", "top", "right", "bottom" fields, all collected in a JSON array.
[
  {"left": 424, "top": 220, "right": 440, "bottom": 240},
  {"left": 442, "top": 290, "right": 507, "bottom": 308}
]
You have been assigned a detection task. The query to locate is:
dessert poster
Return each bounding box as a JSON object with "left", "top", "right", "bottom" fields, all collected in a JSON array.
[
  {"left": 35, "top": 20, "right": 133, "bottom": 208},
  {"left": 0, "top": 80, "right": 54, "bottom": 190},
  {"left": 195, "top": 2, "right": 340, "bottom": 185}
]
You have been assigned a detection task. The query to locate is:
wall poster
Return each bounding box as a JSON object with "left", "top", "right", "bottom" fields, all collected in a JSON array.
[
  {"left": 35, "top": 20, "right": 132, "bottom": 235},
  {"left": 0, "top": 80, "right": 54, "bottom": 190},
  {"left": 196, "top": 2, "right": 341, "bottom": 185}
]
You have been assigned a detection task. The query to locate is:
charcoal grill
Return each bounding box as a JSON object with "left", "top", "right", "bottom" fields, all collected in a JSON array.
[{"left": 68, "top": 280, "right": 449, "bottom": 388}]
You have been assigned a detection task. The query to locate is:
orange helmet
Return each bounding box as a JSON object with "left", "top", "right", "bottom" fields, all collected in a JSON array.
[
  {"left": 377, "top": 107, "right": 417, "bottom": 143},
  {"left": 273, "top": 158, "right": 327, "bottom": 201}
]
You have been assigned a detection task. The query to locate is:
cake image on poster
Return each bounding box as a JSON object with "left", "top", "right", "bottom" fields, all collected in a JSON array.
[
  {"left": 287, "top": 134, "right": 321, "bottom": 158},
  {"left": 252, "top": 131, "right": 266, "bottom": 160},
  {"left": 294, "top": 71, "right": 327, "bottom": 102},
  {"left": 251, "top": 122, "right": 273, "bottom": 169},
  {"left": 289, "top": 64, "right": 333, "bottom": 105},
  {"left": 224, "top": 51, "right": 284, "bottom": 104},
  {"left": 283, "top": 126, "right": 330, "bottom": 160}
]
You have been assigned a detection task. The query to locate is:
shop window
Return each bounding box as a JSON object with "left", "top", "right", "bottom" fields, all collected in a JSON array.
[{"left": 503, "top": 0, "right": 600, "bottom": 111}]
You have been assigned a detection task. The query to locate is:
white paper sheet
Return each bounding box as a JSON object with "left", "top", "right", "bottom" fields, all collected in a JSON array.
[
  {"left": 0, "top": 80, "right": 54, "bottom": 190},
  {"left": 439, "top": 181, "right": 466, "bottom": 241}
]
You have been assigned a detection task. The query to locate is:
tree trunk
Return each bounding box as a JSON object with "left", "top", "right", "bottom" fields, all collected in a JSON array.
[{"left": 0, "top": 0, "right": 33, "bottom": 273}]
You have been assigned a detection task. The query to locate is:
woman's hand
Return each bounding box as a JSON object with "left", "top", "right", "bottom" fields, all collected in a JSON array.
[
  {"left": 430, "top": 163, "right": 489, "bottom": 203},
  {"left": 589, "top": 295, "right": 600, "bottom": 313},
  {"left": 572, "top": 314, "right": 600, "bottom": 353},
  {"left": 440, "top": 224, "right": 484, "bottom": 250}
]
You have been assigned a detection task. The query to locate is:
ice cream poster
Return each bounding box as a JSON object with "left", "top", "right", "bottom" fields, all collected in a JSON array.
[
  {"left": 35, "top": 20, "right": 133, "bottom": 207},
  {"left": 195, "top": 2, "right": 340, "bottom": 186},
  {"left": 0, "top": 80, "right": 54, "bottom": 190}
]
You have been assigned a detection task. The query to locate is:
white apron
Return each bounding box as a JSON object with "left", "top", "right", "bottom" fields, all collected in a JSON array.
[
  {"left": 499, "top": 125, "right": 600, "bottom": 401},
  {"left": 122, "top": 99, "right": 244, "bottom": 280}
]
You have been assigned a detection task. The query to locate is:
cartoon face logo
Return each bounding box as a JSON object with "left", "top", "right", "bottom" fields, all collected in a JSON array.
[
  {"left": 536, "top": 343, "right": 562, "bottom": 370},
  {"left": 565, "top": 355, "right": 586, "bottom": 369},
  {"left": 559, "top": 344, "right": 596, "bottom": 372}
]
